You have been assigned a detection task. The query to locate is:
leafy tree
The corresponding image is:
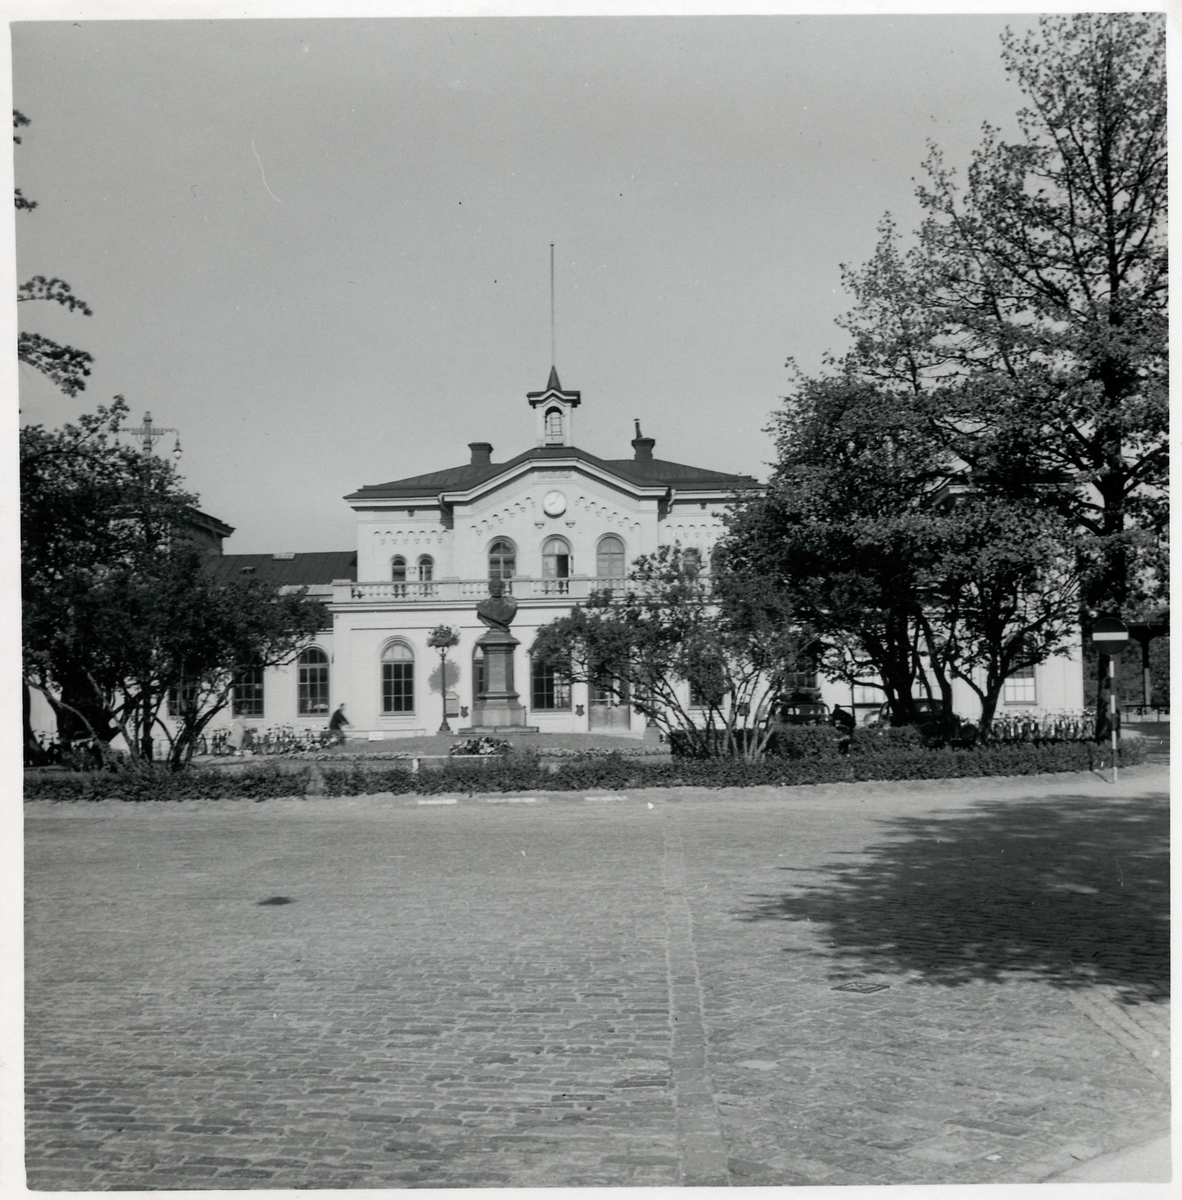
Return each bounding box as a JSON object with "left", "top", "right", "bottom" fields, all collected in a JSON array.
[
  {"left": 828, "top": 14, "right": 1166, "bottom": 731},
  {"left": 721, "top": 373, "right": 1081, "bottom": 740},
  {"left": 22, "top": 400, "right": 326, "bottom": 770},
  {"left": 532, "top": 545, "right": 810, "bottom": 758},
  {"left": 14, "top": 110, "right": 94, "bottom": 396}
]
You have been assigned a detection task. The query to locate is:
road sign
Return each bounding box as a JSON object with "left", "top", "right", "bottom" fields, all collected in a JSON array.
[{"left": 1091, "top": 617, "right": 1129, "bottom": 650}]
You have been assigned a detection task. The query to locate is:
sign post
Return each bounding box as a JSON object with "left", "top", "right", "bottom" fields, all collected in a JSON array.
[{"left": 1091, "top": 618, "right": 1129, "bottom": 783}]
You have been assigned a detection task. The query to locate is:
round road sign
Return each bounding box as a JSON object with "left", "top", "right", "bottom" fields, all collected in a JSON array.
[{"left": 1091, "top": 616, "right": 1129, "bottom": 649}]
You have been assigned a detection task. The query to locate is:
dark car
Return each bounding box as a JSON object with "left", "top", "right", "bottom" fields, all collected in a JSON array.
[
  {"left": 777, "top": 701, "right": 831, "bottom": 725},
  {"left": 869, "top": 697, "right": 946, "bottom": 726},
  {"left": 868, "top": 697, "right": 978, "bottom": 745}
]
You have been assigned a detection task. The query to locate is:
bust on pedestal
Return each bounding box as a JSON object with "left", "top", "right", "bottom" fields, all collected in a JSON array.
[{"left": 466, "top": 579, "right": 533, "bottom": 731}]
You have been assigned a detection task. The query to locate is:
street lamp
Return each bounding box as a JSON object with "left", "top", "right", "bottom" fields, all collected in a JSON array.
[
  {"left": 427, "top": 625, "right": 461, "bottom": 735},
  {"left": 119, "top": 409, "right": 182, "bottom": 460}
]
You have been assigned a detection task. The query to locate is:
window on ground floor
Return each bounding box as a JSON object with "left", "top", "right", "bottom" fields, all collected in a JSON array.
[
  {"left": 1004, "top": 664, "right": 1037, "bottom": 705},
  {"left": 298, "top": 647, "right": 330, "bottom": 715},
  {"left": 232, "top": 663, "right": 264, "bottom": 717},
  {"left": 531, "top": 656, "right": 571, "bottom": 710},
  {"left": 382, "top": 642, "right": 415, "bottom": 713}
]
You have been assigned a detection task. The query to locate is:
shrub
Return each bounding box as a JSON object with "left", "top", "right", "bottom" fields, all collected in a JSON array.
[{"left": 24, "top": 738, "right": 1147, "bottom": 801}]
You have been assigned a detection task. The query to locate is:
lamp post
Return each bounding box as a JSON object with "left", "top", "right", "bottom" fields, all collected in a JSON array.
[
  {"left": 1091, "top": 617, "right": 1129, "bottom": 783},
  {"left": 427, "top": 625, "right": 461, "bottom": 735},
  {"left": 119, "top": 409, "right": 182, "bottom": 460}
]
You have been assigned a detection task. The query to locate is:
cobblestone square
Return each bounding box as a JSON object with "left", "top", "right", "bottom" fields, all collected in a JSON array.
[{"left": 25, "top": 765, "right": 1169, "bottom": 1188}]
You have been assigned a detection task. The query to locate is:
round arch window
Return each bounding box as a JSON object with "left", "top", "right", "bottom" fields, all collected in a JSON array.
[
  {"left": 298, "top": 647, "right": 329, "bottom": 715},
  {"left": 381, "top": 642, "right": 414, "bottom": 713},
  {"left": 542, "top": 536, "right": 571, "bottom": 579},
  {"left": 596, "top": 535, "right": 625, "bottom": 579},
  {"left": 488, "top": 539, "right": 516, "bottom": 580}
]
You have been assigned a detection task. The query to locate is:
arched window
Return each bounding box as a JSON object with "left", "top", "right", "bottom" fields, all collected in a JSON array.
[
  {"left": 542, "top": 536, "right": 571, "bottom": 579},
  {"left": 298, "top": 647, "right": 329, "bottom": 715},
  {"left": 681, "top": 547, "right": 702, "bottom": 576},
  {"left": 391, "top": 556, "right": 407, "bottom": 582},
  {"left": 596, "top": 535, "right": 625, "bottom": 579},
  {"left": 381, "top": 642, "right": 414, "bottom": 713},
  {"left": 544, "top": 407, "right": 563, "bottom": 445},
  {"left": 488, "top": 538, "right": 516, "bottom": 580},
  {"left": 417, "top": 555, "right": 434, "bottom": 582}
]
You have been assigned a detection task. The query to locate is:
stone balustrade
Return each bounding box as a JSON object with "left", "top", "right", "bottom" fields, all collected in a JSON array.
[{"left": 332, "top": 577, "right": 636, "bottom": 604}]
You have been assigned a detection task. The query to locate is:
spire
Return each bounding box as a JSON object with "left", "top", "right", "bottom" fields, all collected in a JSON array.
[{"left": 547, "top": 365, "right": 562, "bottom": 392}]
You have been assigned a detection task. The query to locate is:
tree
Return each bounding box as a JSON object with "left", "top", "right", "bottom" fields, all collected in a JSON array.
[
  {"left": 720, "top": 372, "right": 1082, "bottom": 740},
  {"left": 22, "top": 400, "right": 326, "bottom": 770},
  {"left": 829, "top": 14, "right": 1166, "bottom": 732},
  {"left": 15, "top": 111, "right": 95, "bottom": 397},
  {"left": 532, "top": 545, "right": 810, "bottom": 758}
]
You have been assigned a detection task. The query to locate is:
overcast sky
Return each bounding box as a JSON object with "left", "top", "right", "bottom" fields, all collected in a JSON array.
[{"left": 13, "top": 13, "right": 1048, "bottom": 556}]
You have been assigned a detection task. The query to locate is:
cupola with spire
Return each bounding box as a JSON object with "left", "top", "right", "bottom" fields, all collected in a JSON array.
[{"left": 526, "top": 366, "right": 581, "bottom": 448}]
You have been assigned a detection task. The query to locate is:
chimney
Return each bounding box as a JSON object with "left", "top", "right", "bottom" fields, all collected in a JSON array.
[
  {"left": 469, "top": 442, "right": 493, "bottom": 466},
  {"left": 631, "top": 421, "right": 655, "bottom": 462}
]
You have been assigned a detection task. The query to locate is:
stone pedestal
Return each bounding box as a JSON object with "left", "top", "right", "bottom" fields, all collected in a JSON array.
[{"left": 470, "top": 631, "right": 527, "bottom": 729}]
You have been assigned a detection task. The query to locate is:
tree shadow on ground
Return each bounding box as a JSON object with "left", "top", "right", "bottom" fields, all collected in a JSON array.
[{"left": 741, "top": 793, "right": 1169, "bottom": 1002}]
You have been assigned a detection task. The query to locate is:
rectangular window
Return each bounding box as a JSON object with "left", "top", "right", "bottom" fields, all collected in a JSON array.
[
  {"left": 232, "top": 665, "right": 264, "bottom": 717},
  {"left": 531, "top": 658, "right": 571, "bottom": 710},
  {"left": 852, "top": 683, "right": 884, "bottom": 706},
  {"left": 167, "top": 680, "right": 196, "bottom": 718},
  {"left": 1004, "top": 664, "right": 1037, "bottom": 705},
  {"left": 382, "top": 662, "right": 414, "bottom": 713}
]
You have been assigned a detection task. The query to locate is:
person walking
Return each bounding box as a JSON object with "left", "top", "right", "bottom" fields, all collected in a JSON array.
[{"left": 329, "top": 703, "right": 350, "bottom": 745}]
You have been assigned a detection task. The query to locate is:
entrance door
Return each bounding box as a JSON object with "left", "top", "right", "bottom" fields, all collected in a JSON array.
[{"left": 589, "top": 677, "right": 631, "bottom": 730}]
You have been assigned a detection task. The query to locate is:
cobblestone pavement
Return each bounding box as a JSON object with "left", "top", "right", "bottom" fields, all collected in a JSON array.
[{"left": 25, "top": 765, "right": 1169, "bottom": 1189}]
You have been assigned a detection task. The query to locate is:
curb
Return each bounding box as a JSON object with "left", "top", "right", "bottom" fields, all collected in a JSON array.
[{"left": 1045, "top": 1135, "right": 1171, "bottom": 1183}]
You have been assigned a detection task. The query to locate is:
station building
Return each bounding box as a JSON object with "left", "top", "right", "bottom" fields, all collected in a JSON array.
[
  {"left": 27, "top": 368, "right": 1085, "bottom": 748},
  {"left": 193, "top": 368, "right": 1082, "bottom": 741}
]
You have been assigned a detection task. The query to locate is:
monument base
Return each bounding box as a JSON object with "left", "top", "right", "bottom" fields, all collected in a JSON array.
[{"left": 457, "top": 726, "right": 540, "bottom": 736}]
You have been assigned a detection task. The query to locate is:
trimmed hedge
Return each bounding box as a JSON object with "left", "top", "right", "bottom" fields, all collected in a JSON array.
[{"left": 24, "top": 738, "right": 1146, "bottom": 802}]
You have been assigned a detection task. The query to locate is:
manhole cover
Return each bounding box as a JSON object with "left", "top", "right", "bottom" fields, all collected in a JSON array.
[{"left": 832, "top": 981, "right": 890, "bottom": 993}]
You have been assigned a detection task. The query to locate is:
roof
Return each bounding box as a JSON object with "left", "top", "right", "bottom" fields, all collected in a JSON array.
[
  {"left": 203, "top": 551, "right": 357, "bottom": 586},
  {"left": 345, "top": 444, "right": 758, "bottom": 502}
]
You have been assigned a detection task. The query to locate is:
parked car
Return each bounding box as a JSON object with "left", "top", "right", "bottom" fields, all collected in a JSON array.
[
  {"left": 868, "top": 697, "right": 946, "bottom": 727},
  {"left": 777, "top": 701, "right": 831, "bottom": 725},
  {"left": 867, "top": 697, "right": 977, "bottom": 745}
]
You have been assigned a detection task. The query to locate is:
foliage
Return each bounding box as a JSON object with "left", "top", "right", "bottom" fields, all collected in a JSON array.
[
  {"left": 724, "top": 14, "right": 1165, "bottom": 738},
  {"left": 532, "top": 545, "right": 811, "bottom": 758},
  {"left": 21, "top": 400, "right": 326, "bottom": 770},
  {"left": 835, "top": 14, "right": 1166, "bottom": 727},
  {"left": 14, "top": 111, "right": 94, "bottom": 396},
  {"left": 722, "top": 374, "right": 1081, "bottom": 739},
  {"left": 449, "top": 737, "right": 510, "bottom": 756},
  {"left": 24, "top": 738, "right": 1146, "bottom": 802}
]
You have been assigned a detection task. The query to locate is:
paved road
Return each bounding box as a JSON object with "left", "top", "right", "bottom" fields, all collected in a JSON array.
[{"left": 25, "top": 765, "right": 1169, "bottom": 1188}]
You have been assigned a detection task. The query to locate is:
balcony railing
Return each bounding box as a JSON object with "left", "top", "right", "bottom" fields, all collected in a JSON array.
[{"left": 335, "top": 577, "right": 636, "bottom": 604}]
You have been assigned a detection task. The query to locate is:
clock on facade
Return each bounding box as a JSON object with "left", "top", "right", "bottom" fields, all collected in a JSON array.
[{"left": 542, "top": 490, "right": 567, "bottom": 517}]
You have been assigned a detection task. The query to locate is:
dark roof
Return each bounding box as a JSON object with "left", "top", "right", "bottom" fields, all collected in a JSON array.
[
  {"left": 203, "top": 551, "right": 357, "bottom": 586},
  {"left": 345, "top": 444, "right": 758, "bottom": 502},
  {"left": 184, "top": 506, "right": 235, "bottom": 539}
]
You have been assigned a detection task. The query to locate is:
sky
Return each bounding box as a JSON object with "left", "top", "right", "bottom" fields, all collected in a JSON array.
[{"left": 12, "top": 11, "right": 1053, "bottom": 556}]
